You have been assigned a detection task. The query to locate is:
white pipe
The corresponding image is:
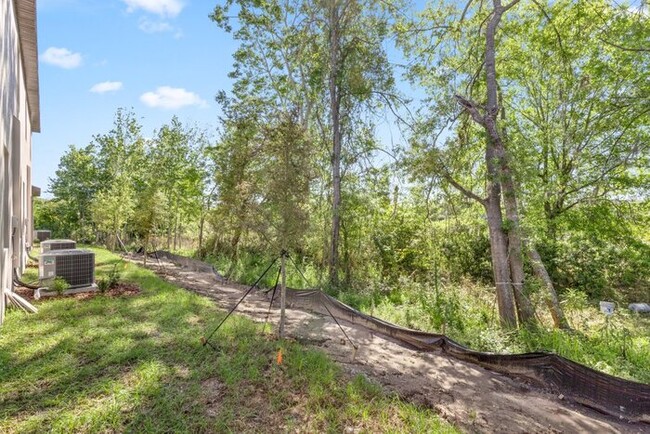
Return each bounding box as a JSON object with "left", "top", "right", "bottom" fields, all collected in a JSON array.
[{"left": 4, "top": 290, "right": 38, "bottom": 313}]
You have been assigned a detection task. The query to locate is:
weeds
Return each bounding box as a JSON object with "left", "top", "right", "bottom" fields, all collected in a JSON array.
[
  {"left": 338, "top": 277, "right": 650, "bottom": 383},
  {"left": 208, "top": 250, "right": 649, "bottom": 383}
]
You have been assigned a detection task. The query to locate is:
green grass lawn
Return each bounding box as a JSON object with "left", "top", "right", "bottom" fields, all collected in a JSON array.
[{"left": 0, "top": 248, "right": 457, "bottom": 433}]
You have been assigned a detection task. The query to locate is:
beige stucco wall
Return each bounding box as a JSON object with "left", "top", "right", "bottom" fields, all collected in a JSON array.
[{"left": 1, "top": 0, "right": 36, "bottom": 325}]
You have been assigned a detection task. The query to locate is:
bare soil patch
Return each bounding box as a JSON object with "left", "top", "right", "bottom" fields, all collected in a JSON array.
[{"left": 133, "top": 256, "right": 648, "bottom": 433}]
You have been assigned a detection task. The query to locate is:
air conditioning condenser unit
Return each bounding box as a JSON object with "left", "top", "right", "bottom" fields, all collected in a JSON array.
[
  {"left": 39, "top": 249, "right": 95, "bottom": 288},
  {"left": 35, "top": 230, "right": 51, "bottom": 241},
  {"left": 41, "top": 239, "right": 77, "bottom": 253}
]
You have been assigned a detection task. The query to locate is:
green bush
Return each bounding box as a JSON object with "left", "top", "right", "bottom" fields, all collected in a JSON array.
[
  {"left": 107, "top": 264, "right": 121, "bottom": 288},
  {"left": 97, "top": 263, "right": 122, "bottom": 294},
  {"left": 50, "top": 277, "right": 70, "bottom": 295},
  {"left": 96, "top": 278, "right": 110, "bottom": 293}
]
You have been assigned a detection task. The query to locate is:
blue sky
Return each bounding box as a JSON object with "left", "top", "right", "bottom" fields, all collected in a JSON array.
[{"left": 33, "top": 0, "right": 235, "bottom": 196}]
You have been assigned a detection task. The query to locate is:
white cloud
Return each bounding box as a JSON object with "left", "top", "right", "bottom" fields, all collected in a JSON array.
[
  {"left": 40, "top": 47, "right": 82, "bottom": 69},
  {"left": 122, "top": 0, "right": 184, "bottom": 17},
  {"left": 138, "top": 17, "right": 174, "bottom": 33},
  {"left": 90, "top": 81, "right": 123, "bottom": 93},
  {"left": 140, "top": 86, "right": 207, "bottom": 109}
]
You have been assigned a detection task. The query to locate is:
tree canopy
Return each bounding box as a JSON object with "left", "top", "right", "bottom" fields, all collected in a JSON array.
[{"left": 41, "top": 0, "right": 650, "bottom": 330}]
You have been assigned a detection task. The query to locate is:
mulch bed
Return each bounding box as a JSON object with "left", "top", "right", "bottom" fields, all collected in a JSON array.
[{"left": 13, "top": 282, "right": 141, "bottom": 302}]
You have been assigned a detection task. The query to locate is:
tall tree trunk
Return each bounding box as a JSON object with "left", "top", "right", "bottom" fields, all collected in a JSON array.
[
  {"left": 198, "top": 215, "right": 205, "bottom": 258},
  {"left": 527, "top": 244, "right": 570, "bottom": 329},
  {"left": 328, "top": 1, "right": 342, "bottom": 289},
  {"left": 499, "top": 88, "right": 535, "bottom": 324},
  {"left": 484, "top": 154, "right": 518, "bottom": 328},
  {"left": 502, "top": 176, "right": 535, "bottom": 324},
  {"left": 143, "top": 234, "right": 148, "bottom": 266},
  {"left": 279, "top": 252, "right": 287, "bottom": 338},
  {"left": 455, "top": 0, "right": 521, "bottom": 327},
  {"left": 226, "top": 228, "right": 242, "bottom": 279},
  {"left": 199, "top": 186, "right": 216, "bottom": 259},
  {"left": 342, "top": 219, "right": 351, "bottom": 288},
  {"left": 173, "top": 212, "right": 179, "bottom": 251}
]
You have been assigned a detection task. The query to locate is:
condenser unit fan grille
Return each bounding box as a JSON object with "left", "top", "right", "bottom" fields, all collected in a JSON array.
[
  {"left": 41, "top": 239, "right": 77, "bottom": 252},
  {"left": 40, "top": 250, "right": 95, "bottom": 288}
]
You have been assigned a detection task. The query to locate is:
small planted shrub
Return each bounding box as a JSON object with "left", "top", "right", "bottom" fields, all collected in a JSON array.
[
  {"left": 97, "top": 278, "right": 110, "bottom": 294},
  {"left": 107, "top": 264, "right": 121, "bottom": 288},
  {"left": 51, "top": 277, "right": 70, "bottom": 295},
  {"left": 98, "top": 264, "right": 122, "bottom": 294}
]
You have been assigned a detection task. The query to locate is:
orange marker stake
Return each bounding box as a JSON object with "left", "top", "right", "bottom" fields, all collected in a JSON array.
[{"left": 276, "top": 348, "right": 283, "bottom": 365}]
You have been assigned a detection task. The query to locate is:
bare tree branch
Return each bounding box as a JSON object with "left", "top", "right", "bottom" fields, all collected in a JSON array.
[
  {"left": 442, "top": 170, "right": 488, "bottom": 206},
  {"left": 502, "top": 0, "right": 521, "bottom": 12},
  {"left": 460, "top": 0, "right": 475, "bottom": 22},
  {"left": 455, "top": 94, "right": 486, "bottom": 126},
  {"left": 433, "top": 149, "right": 487, "bottom": 206}
]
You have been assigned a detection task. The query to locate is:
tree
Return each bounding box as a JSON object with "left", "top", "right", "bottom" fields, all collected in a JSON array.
[
  {"left": 90, "top": 109, "right": 145, "bottom": 250},
  {"left": 501, "top": 0, "right": 648, "bottom": 325},
  {"left": 33, "top": 198, "right": 69, "bottom": 239},
  {"left": 132, "top": 183, "right": 165, "bottom": 264},
  {"left": 212, "top": 0, "right": 398, "bottom": 288},
  {"left": 49, "top": 144, "right": 99, "bottom": 240},
  {"left": 261, "top": 110, "right": 312, "bottom": 337},
  {"left": 262, "top": 110, "right": 312, "bottom": 252},
  {"left": 501, "top": 0, "right": 649, "bottom": 241},
  {"left": 90, "top": 182, "right": 134, "bottom": 251},
  {"left": 149, "top": 117, "right": 207, "bottom": 250},
  {"left": 399, "top": 0, "right": 525, "bottom": 327},
  {"left": 318, "top": 0, "right": 398, "bottom": 288}
]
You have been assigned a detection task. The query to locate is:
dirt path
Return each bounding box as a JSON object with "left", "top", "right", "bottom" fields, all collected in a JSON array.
[{"left": 140, "top": 258, "right": 647, "bottom": 433}]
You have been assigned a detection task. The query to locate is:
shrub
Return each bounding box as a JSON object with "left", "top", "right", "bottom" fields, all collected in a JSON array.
[
  {"left": 107, "top": 264, "right": 121, "bottom": 288},
  {"left": 98, "top": 264, "right": 122, "bottom": 293},
  {"left": 51, "top": 277, "right": 70, "bottom": 295},
  {"left": 97, "top": 278, "right": 110, "bottom": 293}
]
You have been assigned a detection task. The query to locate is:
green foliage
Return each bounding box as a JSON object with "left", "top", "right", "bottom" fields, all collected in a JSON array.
[
  {"left": 262, "top": 111, "right": 312, "bottom": 252},
  {"left": 132, "top": 184, "right": 166, "bottom": 252},
  {"left": 536, "top": 202, "right": 650, "bottom": 301},
  {"left": 49, "top": 109, "right": 213, "bottom": 252},
  {"left": 33, "top": 198, "right": 69, "bottom": 240},
  {"left": 98, "top": 264, "right": 122, "bottom": 293},
  {"left": 96, "top": 277, "right": 110, "bottom": 294},
  {"left": 90, "top": 181, "right": 135, "bottom": 250},
  {"left": 394, "top": 0, "right": 649, "bottom": 308},
  {"left": 338, "top": 277, "right": 650, "bottom": 383},
  {"left": 50, "top": 277, "right": 70, "bottom": 296},
  {"left": 46, "top": 0, "right": 649, "bottom": 345},
  {"left": 48, "top": 144, "right": 99, "bottom": 241}
]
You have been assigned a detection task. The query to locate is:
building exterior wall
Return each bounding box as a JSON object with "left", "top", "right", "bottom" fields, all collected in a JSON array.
[{"left": 1, "top": 0, "right": 39, "bottom": 325}]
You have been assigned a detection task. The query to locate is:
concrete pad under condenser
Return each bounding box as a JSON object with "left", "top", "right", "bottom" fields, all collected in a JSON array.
[{"left": 39, "top": 284, "right": 98, "bottom": 297}]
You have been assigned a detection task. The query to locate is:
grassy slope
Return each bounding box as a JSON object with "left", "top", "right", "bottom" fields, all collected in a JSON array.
[{"left": 0, "top": 248, "right": 457, "bottom": 433}]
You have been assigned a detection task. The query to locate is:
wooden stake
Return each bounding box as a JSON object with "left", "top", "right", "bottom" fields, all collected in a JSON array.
[{"left": 279, "top": 252, "right": 287, "bottom": 338}]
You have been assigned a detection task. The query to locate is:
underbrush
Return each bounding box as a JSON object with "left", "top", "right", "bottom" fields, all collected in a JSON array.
[
  {"left": 207, "top": 251, "right": 650, "bottom": 384},
  {"left": 339, "top": 278, "right": 650, "bottom": 384},
  {"left": 1, "top": 248, "right": 456, "bottom": 433},
  {"left": 205, "top": 250, "right": 321, "bottom": 290}
]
